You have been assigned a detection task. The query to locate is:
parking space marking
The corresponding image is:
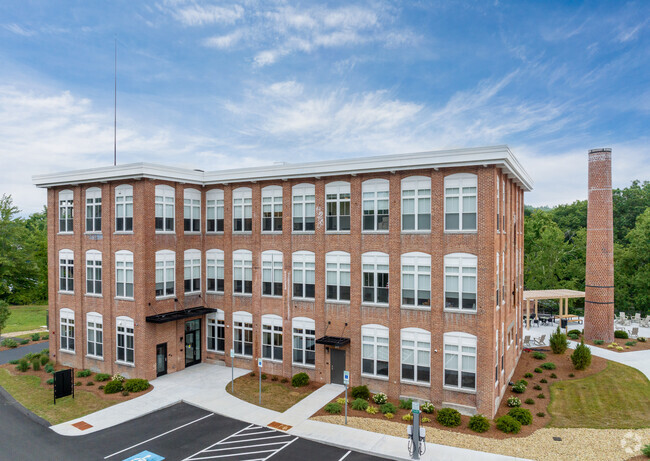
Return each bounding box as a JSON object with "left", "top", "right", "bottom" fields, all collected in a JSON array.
[
  {"left": 183, "top": 423, "right": 297, "bottom": 461},
  {"left": 338, "top": 451, "right": 351, "bottom": 461}
]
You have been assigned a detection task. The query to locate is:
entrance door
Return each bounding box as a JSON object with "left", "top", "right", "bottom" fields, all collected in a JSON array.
[
  {"left": 156, "top": 343, "right": 167, "bottom": 377},
  {"left": 330, "top": 349, "right": 345, "bottom": 384},
  {"left": 185, "top": 319, "right": 201, "bottom": 367}
]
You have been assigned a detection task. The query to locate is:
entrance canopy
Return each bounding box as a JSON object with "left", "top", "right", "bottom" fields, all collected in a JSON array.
[
  {"left": 315, "top": 336, "right": 350, "bottom": 347},
  {"left": 523, "top": 289, "right": 585, "bottom": 329},
  {"left": 146, "top": 306, "right": 217, "bottom": 324}
]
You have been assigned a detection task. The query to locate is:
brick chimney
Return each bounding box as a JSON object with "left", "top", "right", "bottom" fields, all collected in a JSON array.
[{"left": 583, "top": 148, "right": 615, "bottom": 342}]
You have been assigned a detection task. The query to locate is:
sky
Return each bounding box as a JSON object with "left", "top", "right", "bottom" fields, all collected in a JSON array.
[{"left": 1, "top": 0, "right": 649, "bottom": 214}]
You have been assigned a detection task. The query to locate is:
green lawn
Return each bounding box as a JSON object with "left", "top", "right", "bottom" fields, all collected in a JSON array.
[
  {"left": 0, "top": 368, "right": 116, "bottom": 425},
  {"left": 3, "top": 304, "right": 48, "bottom": 333},
  {"left": 548, "top": 361, "right": 650, "bottom": 429}
]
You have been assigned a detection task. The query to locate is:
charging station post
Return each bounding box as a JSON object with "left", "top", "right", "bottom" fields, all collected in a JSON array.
[
  {"left": 343, "top": 370, "right": 349, "bottom": 425},
  {"left": 411, "top": 401, "right": 420, "bottom": 459},
  {"left": 230, "top": 349, "right": 235, "bottom": 392},
  {"left": 258, "top": 358, "right": 263, "bottom": 405}
]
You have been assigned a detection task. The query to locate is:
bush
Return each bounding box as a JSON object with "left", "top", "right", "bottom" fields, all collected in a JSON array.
[
  {"left": 95, "top": 373, "right": 111, "bottom": 382},
  {"left": 568, "top": 329, "right": 582, "bottom": 336},
  {"left": 421, "top": 417, "right": 431, "bottom": 423},
  {"left": 508, "top": 408, "right": 533, "bottom": 425},
  {"left": 506, "top": 396, "right": 521, "bottom": 407},
  {"left": 271, "top": 375, "right": 278, "bottom": 381},
  {"left": 121, "top": 390, "right": 129, "bottom": 396},
  {"left": 571, "top": 339, "right": 592, "bottom": 371},
  {"left": 468, "top": 414, "right": 490, "bottom": 433},
  {"left": 324, "top": 402, "right": 342, "bottom": 414},
  {"left": 372, "top": 392, "right": 387, "bottom": 404},
  {"left": 40, "top": 348, "right": 49, "bottom": 356},
  {"left": 517, "top": 379, "right": 528, "bottom": 387},
  {"left": 16, "top": 359, "right": 29, "bottom": 372},
  {"left": 625, "top": 341, "right": 636, "bottom": 347},
  {"left": 496, "top": 415, "right": 521, "bottom": 434},
  {"left": 46, "top": 378, "right": 54, "bottom": 384},
  {"left": 31, "top": 333, "right": 41, "bottom": 341},
  {"left": 44, "top": 364, "right": 54, "bottom": 374},
  {"left": 569, "top": 373, "right": 575, "bottom": 377},
  {"left": 261, "top": 373, "right": 268, "bottom": 380},
  {"left": 524, "top": 372, "right": 533, "bottom": 378},
  {"left": 550, "top": 373, "right": 557, "bottom": 379},
  {"left": 24, "top": 352, "right": 37, "bottom": 360},
  {"left": 421, "top": 402, "right": 435, "bottom": 414},
  {"left": 76, "top": 369, "right": 92, "bottom": 378},
  {"left": 549, "top": 327, "right": 569, "bottom": 354},
  {"left": 568, "top": 333, "right": 579, "bottom": 340},
  {"left": 384, "top": 412, "right": 394, "bottom": 419},
  {"left": 642, "top": 443, "right": 650, "bottom": 457},
  {"left": 399, "top": 398, "right": 413, "bottom": 410},
  {"left": 98, "top": 385, "right": 104, "bottom": 390},
  {"left": 351, "top": 398, "right": 369, "bottom": 411},
  {"left": 537, "top": 393, "right": 545, "bottom": 399},
  {"left": 336, "top": 397, "right": 347, "bottom": 406},
  {"left": 31, "top": 358, "right": 40, "bottom": 371},
  {"left": 512, "top": 382, "right": 526, "bottom": 393},
  {"left": 103, "top": 380, "right": 123, "bottom": 394},
  {"left": 616, "top": 346, "right": 624, "bottom": 351},
  {"left": 19, "top": 339, "right": 29, "bottom": 345},
  {"left": 291, "top": 372, "right": 309, "bottom": 387},
  {"left": 75, "top": 381, "right": 82, "bottom": 386},
  {"left": 540, "top": 378, "right": 548, "bottom": 384},
  {"left": 249, "top": 372, "right": 256, "bottom": 377},
  {"left": 86, "top": 381, "right": 94, "bottom": 386},
  {"left": 614, "top": 330, "right": 629, "bottom": 339},
  {"left": 41, "top": 334, "right": 49, "bottom": 340},
  {"left": 1, "top": 338, "right": 18, "bottom": 348},
  {"left": 534, "top": 368, "right": 543, "bottom": 373},
  {"left": 537, "top": 412, "right": 546, "bottom": 417},
  {"left": 124, "top": 379, "right": 150, "bottom": 393},
  {"left": 524, "top": 398, "right": 535, "bottom": 405},
  {"left": 112, "top": 373, "right": 125, "bottom": 382},
  {"left": 366, "top": 406, "right": 378, "bottom": 415},
  {"left": 351, "top": 385, "right": 370, "bottom": 400},
  {"left": 8, "top": 360, "right": 18, "bottom": 365},
  {"left": 531, "top": 351, "right": 546, "bottom": 360},
  {"left": 40, "top": 355, "right": 49, "bottom": 366},
  {"left": 594, "top": 340, "right": 604, "bottom": 345},
  {"left": 402, "top": 413, "right": 413, "bottom": 421},
  {"left": 541, "top": 362, "right": 556, "bottom": 370},
  {"left": 533, "top": 384, "right": 542, "bottom": 390},
  {"left": 380, "top": 403, "right": 397, "bottom": 414},
  {"left": 436, "top": 408, "right": 461, "bottom": 427},
  {"left": 638, "top": 337, "right": 647, "bottom": 343}
]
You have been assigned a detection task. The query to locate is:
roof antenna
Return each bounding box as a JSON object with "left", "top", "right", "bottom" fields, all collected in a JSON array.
[{"left": 113, "top": 36, "right": 117, "bottom": 166}]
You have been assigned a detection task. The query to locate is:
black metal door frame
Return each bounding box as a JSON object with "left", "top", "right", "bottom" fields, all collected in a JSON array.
[
  {"left": 185, "top": 319, "right": 201, "bottom": 367},
  {"left": 330, "top": 349, "right": 345, "bottom": 384},
  {"left": 156, "top": 343, "right": 167, "bottom": 377}
]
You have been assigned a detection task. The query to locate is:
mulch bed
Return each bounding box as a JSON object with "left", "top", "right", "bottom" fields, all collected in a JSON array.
[
  {"left": 587, "top": 338, "right": 650, "bottom": 353},
  {"left": 0, "top": 339, "right": 49, "bottom": 352},
  {"left": 314, "top": 348, "right": 608, "bottom": 439}
]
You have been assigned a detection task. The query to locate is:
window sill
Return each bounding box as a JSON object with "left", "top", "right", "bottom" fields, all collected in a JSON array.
[
  {"left": 156, "top": 295, "right": 176, "bottom": 300},
  {"left": 400, "top": 230, "right": 431, "bottom": 234},
  {"left": 361, "top": 303, "right": 389, "bottom": 308},
  {"left": 400, "top": 380, "right": 430, "bottom": 388},
  {"left": 155, "top": 231, "right": 176, "bottom": 235},
  {"left": 233, "top": 293, "right": 253, "bottom": 298},
  {"left": 114, "top": 231, "right": 134, "bottom": 235},
  {"left": 84, "top": 231, "right": 102, "bottom": 235},
  {"left": 400, "top": 306, "right": 431, "bottom": 311},
  {"left": 114, "top": 297, "right": 135, "bottom": 302},
  {"left": 58, "top": 291, "right": 74, "bottom": 295},
  {"left": 115, "top": 361, "right": 135, "bottom": 368},
  {"left": 361, "top": 230, "right": 390, "bottom": 235},
  {"left": 232, "top": 232, "right": 253, "bottom": 235},
  {"left": 443, "top": 309, "right": 477, "bottom": 315},
  {"left": 292, "top": 363, "right": 315, "bottom": 370},
  {"left": 263, "top": 358, "right": 283, "bottom": 364},
  {"left": 262, "top": 295, "right": 283, "bottom": 299},
  {"left": 261, "top": 231, "right": 283, "bottom": 235},
  {"left": 443, "top": 386, "right": 476, "bottom": 395},
  {"left": 184, "top": 231, "right": 201, "bottom": 235},
  {"left": 57, "top": 232, "right": 74, "bottom": 236},
  {"left": 361, "top": 373, "right": 389, "bottom": 381},
  {"left": 207, "top": 349, "right": 225, "bottom": 354},
  {"left": 444, "top": 230, "right": 477, "bottom": 234},
  {"left": 85, "top": 294, "right": 103, "bottom": 298},
  {"left": 292, "top": 231, "right": 315, "bottom": 235},
  {"left": 205, "top": 231, "right": 224, "bottom": 235},
  {"left": 325, "top": 300, "right": 350, "bottom": 305},
  {"left": 185, "top": 291, "right": 201, "bottom": 296},
  {"left": 234, "top": 354, "right": 253, "bottom": 359},
  {"left": 292, "top": 297, "right": 315, "bottom": 302},
  {"left": 86, "top": 355, "right": 104, "bottom": 361},
  {"left": 59, "top": 349, "right": 75, "bottom": 355},
  {"left": 205, "top": 291, "right": 224, "bottom": 296},
  {"left": 325, "top": 231, "right": 351, "bottom": 235}
]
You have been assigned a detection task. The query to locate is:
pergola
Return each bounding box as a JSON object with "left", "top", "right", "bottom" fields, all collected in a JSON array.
[{"left": 523, "top": 289, "right": 586, "bottom": 329}]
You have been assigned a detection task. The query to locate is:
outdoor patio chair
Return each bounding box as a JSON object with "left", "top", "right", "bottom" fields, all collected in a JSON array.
[
  {"left": 632, "top": 313, "right": 641, "bottom": 324},
  {"left": 523, "top": 336, "right": 532, "bottom": 347},
  {"left": 615, "top": 312, "right": 630, "bottom": 326},
  {"left": 641, "top": 316, "right": 650, "bottom": 328},
  {"left": 532, "top": 334, "right": 546, "bottom": 346},
  {"left": 628, "top": 327, "right": 639, "bottom": 339}
]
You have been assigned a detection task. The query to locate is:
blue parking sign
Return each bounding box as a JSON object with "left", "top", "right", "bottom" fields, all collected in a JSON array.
[{"left": 122, "top": 450, "right": 165, "bottom": 461}]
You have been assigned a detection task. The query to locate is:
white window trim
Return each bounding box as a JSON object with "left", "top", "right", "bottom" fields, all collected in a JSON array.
[
  {"left": 233, "top": 311, "right": 253, "bottom": 358},
  {"left": 325, "top": 181, "right": 351, "bottom": 233},
  {"left": 85, "top": 250, "right": 102, "bottom": 296},
  {"left": 59, "top": 249, "right": 74, "bottom": 294},
  {"left": 207, "top": 310, "right": 225, "bottom": 353},
  {"left": 206, "top": 249, "right": 225, "bottom": 294},
  {"left": 325, "top": 251, "right": 350, "bottom": 303},
  {"left": 206, "top": 189, "right": 224, "bottom": 234},
  {"left": 444, "top": 253, "right": 478, "bottom": 313},
  {"left": 233, "top": 249, "right": 253, "bottom": 296},
  {"left": 115, "top": 184, "right": 133, "bottom": 233},
  {"left": 361, "top": 324, "right": 389, "bottom": 379},
  {"left": 443, "top": 332, "right": 477, "bottom": 393},
  {"left": 401, "top": 176, "right": 431, "bottom": 233},
  {"left": 361, "top": 179, "right": 390, "bottom": 233},
  {"left": 155, "top": 185, "right": 175, "bottom": 233},
  {"left": 59, "top": 308, "right": 75, "bottom": 353},
  {"left": 361, "top": 252, "right": 389, "bottom": 306},
  {"left": 292, "top": 183, "right": 316, "bottom": 234},
  {"left": 261, "top": 250, "right": 283, "bottom": 298},
  {"left": 116, "top": 316, "right": 135, "bottom": 366},
  {"left": 401, "top": 252, "right": 431, "bottom": 309},
  {"left": 262, "top": 314, "right": 283, "bottom": 362},
  {"left": 115, "top": 250, "right": 134, "bottom": 300},
  {"left": 155, "top": 250, "right": 175, "bottom": 299},
  {"left": 85, "top": 187, "right": 102, "bottom": 234},
  {"left": 184, "top": 249, "right": 201, "bottom": 295},
  {"left": 58, "top": 189, "right": 74, "bottom": 234},
  {"left": 233, "top": 187, "right": 253, "bottom": 233},
  {"left": 86, "top": 312, "right": 103, "bottom": 359},
  {"left": 400, "top": 328, "right": 431, "bottom": 385},
  {"left": 183, "top": 188, "right": 201, "bottom": 233},
  {"left": 261, "top": 185, "right": 283, "bottom": 233},
  {"left": 444, "top": 173, "right": 478, "bottom": 233},
  {"left": 292, "top": 317, "right": 316, "bottom": 367},
  {"left": 292, "top": 251, "right": 315, "bottom": 300}
]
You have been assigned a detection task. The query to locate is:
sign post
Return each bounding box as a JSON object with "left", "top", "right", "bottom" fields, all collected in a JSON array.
[
  {"left": 343, "top": 370, "right": 350, "bottom": 425},
  {"left": 230, "top": 349, "right": 235, "bottom": 393},
  {"left": 411, "top": 401, "right": 420, "bottom": 460},
  {"left": 258, "top": 358, "right": 263, "bottom": 405}
]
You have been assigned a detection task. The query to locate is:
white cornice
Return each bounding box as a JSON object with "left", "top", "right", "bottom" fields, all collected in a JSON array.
[{"left": 32, "top": 145, "right": 534, "bottom": 191}]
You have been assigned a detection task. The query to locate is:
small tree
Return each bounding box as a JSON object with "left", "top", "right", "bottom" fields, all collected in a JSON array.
[
  {"left": 571, "top": 339, "right": 592, "bottom": 370},
  {"left": 549, "top": 326, "right": 568, "bottom": 354},
  {"left": 0, "top": 301, "right": 10, "bottom": 337}
]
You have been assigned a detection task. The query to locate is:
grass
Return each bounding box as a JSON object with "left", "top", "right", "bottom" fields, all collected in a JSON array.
[
  {"left": 548, "top": 361, "right": 650, "bottom": 429},
  {"left": 3, "top": 304, "right": 48, "bottom": 333},
  {"left": 225, "top": 374, "right": 315, "bottom": 412},
  {"left": 0, "top": 368, "right": 115, "bottom": 425}
]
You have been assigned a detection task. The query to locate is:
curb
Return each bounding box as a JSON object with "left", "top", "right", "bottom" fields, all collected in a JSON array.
[{"left": 0, "top": 383, "right": 51, "bottom": 428}]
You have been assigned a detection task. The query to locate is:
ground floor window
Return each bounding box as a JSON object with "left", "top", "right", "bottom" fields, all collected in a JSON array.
[
  {"left": 262, "top": 314, "right": 283, "bottom": 361},
  {"left": 116, "top": 316, "right": 134, "bottom": 364},
  {"left": 87, "top": 313, "right": 103, "bottom": 358},
  {"left": 401, "top": 328, "right": 430, "bottom": 384},
  {"left": 292, "top": 317, "right": 315, "bottom": 366},
  {"left": 207, "top": 310, "right": 225, "bottom": 353},
  {"left": 233, "top": 311, "right": 253, "bottom": 357},
  {"left": 60, "top": 308, "right": 75, "bottom": 352},
  {"left": 444, "top": 332, "right": 477, "bottom": 391},
  {"left": 362, "top": 324, "right": 389, "bottom": 377}
]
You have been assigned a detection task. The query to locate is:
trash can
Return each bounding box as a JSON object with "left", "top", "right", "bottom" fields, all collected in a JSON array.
[{"left": 560, "top": 318, "right": 568, "bottom": 329}]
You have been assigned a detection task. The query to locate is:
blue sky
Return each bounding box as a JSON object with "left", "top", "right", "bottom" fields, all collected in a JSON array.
[{"left": 1, "top": 0, "right": 648, "bottom": 213}]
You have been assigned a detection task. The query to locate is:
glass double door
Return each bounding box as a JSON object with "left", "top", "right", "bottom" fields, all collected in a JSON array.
[{"left": 185, "top": 319, "right": 201, "bottom": 367}]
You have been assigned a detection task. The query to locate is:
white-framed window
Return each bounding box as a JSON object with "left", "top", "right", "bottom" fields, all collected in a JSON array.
[
  {"left": 59, "top": 308, "right": 75, "bottom": 352},
  {"left": 233, "top": 250, "right": 252, "bottom": 295},
  {"left": 59, "top": 249, "right": 74, "bottom": 293},
  {"left": 502, "top": 178, "right": 506, "bottom": 232},
  {"left": 262, "top": 185, "right": 283, "bottom": 232},
  {"left": 326, "top": 251, "right": 350, "bottom": 302},
  {"left": 362, "top": 179, "right": 389, "bottom": 232},
  {"left": 445, "top": 173, "right": 477, "bottom": 231},
  {"left": 184, "top": 188, "right": 201, "bottom": 233},
  {"left": 496, "top": 251, "right": 500, "bottom": 306},
  {"left": 325, "top": 181, "right": 351, "bottom": 232},
  {"left": 401, "top": 177, "right": 430, "bottom": 231},
  {"left": 206, "top": 249, "right": 224, "bottom": 293},
  {"left": 444, "top": 253, "right": 477, "bottom": 311},
  {"left": 262, "top": 314, "right": 283, "bottom": 362},
  {"left": 184, "top": 249, "right": 201, "bottom": 294},
  {"left": 85, "top": 250, "right": 102, "bottom": 295},
  {"left": 207, "top": 310, "right": 225, "bottom": 353},
  {"left": 401, "top": 252, "right": 431, "bottom": 308},
  {"left": 292, "top": 317, "right": 315, "bottom": 366},
  {"left": 85, "top": 187, "right": 102, "bottom": 233},
  {"left": 501, "top": 251, "right": 505, "bottom": 305},
  {"left": 206, "top": 189, "right": 224, "bottom": 233},
  {"left": 155, "top": 185, "right": 175, "bottom": 232},
  {"left": 115, "top": 184, "right": 133, "bottom": 232},
  {"left": 116, "top": 316, "right": 134, "bottom": 364},
  {"left": 233, "top": 187, "right": 252, "bottom": 232},
  {"left": 496, "top": 177, "right": 500, "bottom": 233},
  {"left": 362, "top": 252, "right": 389, "bottom": 305},
  {"left": 115, "top": 250, "right": 134, "bottom": 299},
  {"left": 444, "top": 332, "right": 477, "bottom": 391},
  {"left": 155, "top": 250, "right": 175, "bottom": 297},
  {"left": 292, "top": 183, "right": 315, "bottom": 232},
  {"left": 293, "top": 251, "right": 315, "bottom": 299},
  {"left": 401, "top": 328, "right": 430, "bottom": 384},
  {"left": 233, "top": 311, "right": 253, "bottom": 357},
  {"left": 59, "top": 189, "right": 74, "bottom": 233},
  {"left": 262, "top": 250, "right": 283, "bottom": 297},
  {"left": 86, "top": 312, "right": 103, "bottom": 358},
  {"left": 362, "top": 324, "right": 389, "bottom": 378}
]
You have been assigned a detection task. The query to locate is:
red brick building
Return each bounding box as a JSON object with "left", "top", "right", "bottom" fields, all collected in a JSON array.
[{"left": 33, "top": 145, "right": 532, "bottom": 417}]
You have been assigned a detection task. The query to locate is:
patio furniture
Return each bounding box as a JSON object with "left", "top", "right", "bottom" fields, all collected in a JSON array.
[
  {"left": 632, "top": 313, "right": 641, "bottom": 324},
  {"left": 615, "top": 312, "right": 630, "bottom": 326},
  {"left": 532, "top": 334, "right": 546, "bottom": 346},
  {"left": 628, "top": 327, "right": 639, "bottom": 339},
  {"left": 641, "top": 316, "right": 650, "bottom": 328},
  {"left": 523, "top": 336, "right": 532, "bottom": 347}
]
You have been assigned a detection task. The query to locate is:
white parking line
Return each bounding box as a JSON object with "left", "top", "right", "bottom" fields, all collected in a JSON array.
[
  {"left": 203, "top": 441, "right": 288, "bottom": 453},
  {"left": 338, "top": 451, "right": 351, "bottom": 461}
]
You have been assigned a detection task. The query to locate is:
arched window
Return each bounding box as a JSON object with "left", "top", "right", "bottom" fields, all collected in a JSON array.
[
  {"left": 326, "top": 251, "right": 350, "bottom": 302},
  {"left": 184, "top": 249, "right": 201, "bottom": 294},
  {"left": 362, "top": 252, "right": 389, "bottom": 305},
  {"left": 184, "top": 188, "right": 201, "bottom": 233},
  {"left": 207, "top": 309, "right": 225, "bottom": 352},
  {"left": 292, "top": 251, "right": 315, "bottom": 299},
  {"left": 292, "top": 317, "right": 315, "bottom": 366},
  {"left": 233, "top": 187, "right": 252, "bottom": 232},
  {"left": 59, "top": 308, "right": 75, "bottom": 352},
  {"left": 85, "top": 187, "right": 102, "bottom": 233},
  {"left": 401, "top": 177, "right": 430, "bottom": 231},
  {"left": 444, "top": 253, "right": 477, "bottom": 311},
  {"left": 292, "top": 183, "right": 315, "bottom": 232},
  {"left": 206, "top": 249, "right": 224, "bottom": 293},
  {"left": 444, "top": 173, "right": 477, "bottom": 231},
  {"left": 362, "top": 179, "right": 389, "bottom": 231},
  {"left": 115, "top": 185, "right": 133, "bottom": 232},
  {"left": 155, "top": 185, "right": 175, "bottom": 232},
  {"left": 262, "top": 250, "right": 283, "bottom": 297},
  {"left": 233, "top": 250, "right": 252, "bottom": 294},
  {"left": 58, "top": 189, "right": 74, "bottom": 233},
  {"left": 262, "top": 185, "right": 283, "bottom": 232},
  {"left": 116, "top": 316, "right": 134, "bottom": 364},
  {"left": 115, "top": 250, "right": 134, "bottom": 299},
  {"left": 85, "top": 250, "right": 102, "bottom": 295},
  {"left": 262, "top": 314, "right": 283, "bottom": 362},
  {"left": 206, "top": 189, "right": 224, "bottom": 233},
  {"left": 443, "top": 332, "right": 477, "bottom": 390},
  {"left": 233, "top": 311, "right": 253, "bottom": 357},
  {"left": 59, "top": 249, "right": 74, "bottom": 293},
  {"left": 155, "top": 250, "right": 175, "bottom": 297},
  {"left": 86, "top": 312, "right": 103, "bottom": 358},
  {"left": 401, "top": 252, "right": 430, "bottom": 308},
  {"left": 325, "top": 181, "right": 350, "bottom": 232}
]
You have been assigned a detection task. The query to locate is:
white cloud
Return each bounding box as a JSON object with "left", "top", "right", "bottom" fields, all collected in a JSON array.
[
  {"left": 203, "top": 29, "right": 244, "bottom": 49},
  {"left": 3, "top": 23, "right": 35, "bottom": 37},
  {"left": 171, "top": 4, "right": 244, "bottom": 26}
]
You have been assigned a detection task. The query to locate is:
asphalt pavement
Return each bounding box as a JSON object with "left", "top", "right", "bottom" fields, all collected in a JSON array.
[{"left": 0, "top": 342, "right": 49, "bottom": 364}]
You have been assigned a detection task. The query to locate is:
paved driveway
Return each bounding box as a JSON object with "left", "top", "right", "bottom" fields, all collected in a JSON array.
[{"left": 0, "top": 342, "right": 48, "bottom": 365}]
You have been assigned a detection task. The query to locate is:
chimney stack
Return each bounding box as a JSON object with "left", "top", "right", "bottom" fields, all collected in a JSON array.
[{"left": 583, "top": 148, "right": 615, "bottom": 342}]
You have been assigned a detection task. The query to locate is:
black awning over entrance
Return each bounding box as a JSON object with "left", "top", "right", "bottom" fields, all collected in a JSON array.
[
  {"left": 315, "top": 336, "right": 350, "bottom": 347},
  {"left": 146, "top": 306, "right": 217, "bottom": 324}
]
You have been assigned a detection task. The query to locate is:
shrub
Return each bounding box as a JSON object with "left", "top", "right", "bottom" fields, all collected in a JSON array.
[
  {"left": 421, "top": 402, "right": 435, "bottom": 414},
  {"left": 523, "top": 372, "right": 533, "bottom": 378},
  {"left": 638, "top": 337, "right": 647, "bottom": 343},
  {"left": 537, "top": 393, "right": 545, "bottom": 399},
  {"left": 607, "top": 344, "right": 615, "bottom": 349},
  {"left": 44, "top": 364, "right": 54, "bottom": 374},
  {"left": 271, "top": 375, "right": 278, "bottom": 381},
  {"left": 380, "top": 403, "right": 397, "bottom": 414},
  {"left": 31, "top": 333, "right": 41, "bottom": 341},
  {"left": 531, "top": 351, "right": 546, "bottom": 360},
  {"left": 351, "top": 385, "right": 370, "bottom": 400},
  {"left": 76, "top": 369, "right": 92, "bottom": 378},
  {"left": 121, "top": 390, "right": 129, "bottom": 396},
  {"left": 436, "top": 408, "right": 461, "bottom": 427},
  {"left": 16, "top": 359, "right": 29, "bottom": 372},
  {"left": 366, "top": 406, "right": 378, "bottom": 415},
  {"left": 642, "top": 443, "right": 650, "bottom": 457},
  {"left": 549, "top": 327, "right": 569, "bottom": 354},
  {"left": 541, "top": 362, "right": 556, "bottom": 370},
  {"left": 75, "top": 381, "right": 82, "bottom": 386},
  {"left": 384, "top": 412, "right": 394, "bottom": 419},
  {"left": 496, "top": 415, "right": 521, "bottom": 434},
  {"left": 1, "top": 338, "right": 18, "bottom": 348},
  {"left": 537, "top": 412, "right": 546, "bottom": 417},
  {"left": 324, "top": 402, "right": 342, "bottom": 414},
  {"left": 616, "top": 346, "right": 624, "bottom": 351},
  {"left": 261, "top": 373, "right": 268, "bottom": 380},
  {"left": 124, "top": 379, "right": 150, "bottom": 393},
  {"left": 421, "top": 417, "right": 431, "bottom": 423},
  {"left": 402, "top": 413, "right": 413, "bottom": 421},
  {"left": 517, "top": 379, "right": 528, "bottom": 387},
  {"left": 40, "top": 348, "right": 49, "bottom": 356},
  {"left": 31, "top": 358, "right": 41, "bottom": 371},
  {"left": 512, "top": 382, "right": 526, "bottom": 393},
  {"left": 103, "top": 380, "right": 123, "bottom": 394},
  {"left": 399, "top": 398, "right": 413, "bottom": 410},
  {"left": 468, "top": 414, "right": 490, "bottom": 433},
  {"left": 291, "top": 372, "right": 309, "bottom": 387},
  {"left": 614, "top": 330, "right": 629, "bottom": 339},
  {"left": 336, "top": 397, "right": 347, "bottom": 406},
  {"left": 41, "top": 334, "right": 49, "bottom": 340},
  {"left": 571, "top": 339, "right": 592, "bottom": 371},
  {"left": 569, "top": 373, "right": 575, "bottom": 377},
  {"left": 568, "top": 329, "right": 582, "bottom": 336},
  {"left": 24, "top": 352, "right": 36, "bottom": 360},
  {"left": 112, "top": 373, "right": 125, "bottom": 382},
  {"left": 594, "top": 340, "right": 604, "bottom": 345},
  {"left": 351, "top": 398, "right": 369, "bottom": 411},
  {"left": 372, "top": 392, "right": 387, "bottom": 404},
  {"left": 534, "top": 368, "right": 543, "bottom": 373},
  {"left": 19, "top": 339, "right": 29, "bottom": 345},
  {"left": 524, "top": 398, "right": 535, "bottom": 405},
  {"left": 533, "top": 384, "right": 542, "bottom": 391},
  {"left": 568, "top": 333, "right": 579, "bottom": 340},
  {"left": 8, "top": 360, "right": 18, "bottom": 365},
  {"left": 508, "top": 408, "right": 533, "bottom": 425},
  {"left": 249, "top": 372, "right": 256, "bottom": 377},
  {"left": 281, "top": 378, "right": 289, "bottom": 383},
  {"left": 506, "top": 396, "right": 521, "bottom": 407},
  {"left": 40, "top": 355, "right": 49, "bottom": 366},
  {"left": 95, "top": 373, "right": 111, "bottom": 382},
  {"left": 86, "top": 381, "right": 94, "bottom": 386},
  {"left": 540, "top": 379, "right": 548, "bottom": 384},
  {"left": 98, "top": 385, "right": 105, "bottom": 390},
  {"left": 46, "top": 378, "right": 54, "bottom": 385},
  {"left": 550, "top": 373, "right": 557, "bottom": 379},
  {"left": 625, "top": 341, "right": 636, "bottom": 347}
]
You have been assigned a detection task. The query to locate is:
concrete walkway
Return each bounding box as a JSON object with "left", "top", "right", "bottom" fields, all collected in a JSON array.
[
  {"left": 568, "top": 340, "right": 650, "bottom": 380},
  {"left": 276, "top": 383, "right": 344, "bottom": 427}
]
